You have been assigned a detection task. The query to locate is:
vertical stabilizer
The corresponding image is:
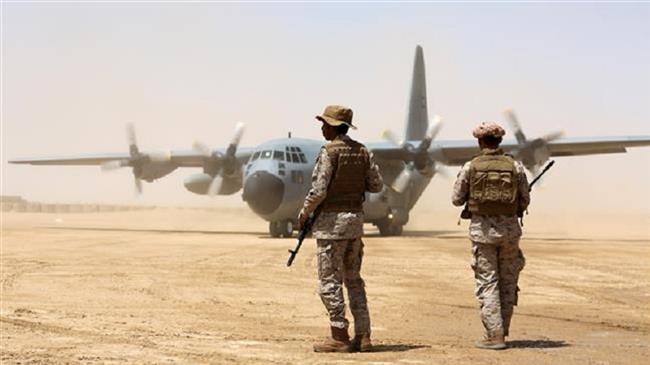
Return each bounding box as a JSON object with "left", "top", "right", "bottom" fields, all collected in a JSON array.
[{"left": 404, "top": 45, "right": 429, "bottom": 141}]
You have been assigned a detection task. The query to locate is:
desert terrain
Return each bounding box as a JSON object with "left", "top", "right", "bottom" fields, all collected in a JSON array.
[{"left": 1, "top": 207, "right": 649, "bottom": 364}]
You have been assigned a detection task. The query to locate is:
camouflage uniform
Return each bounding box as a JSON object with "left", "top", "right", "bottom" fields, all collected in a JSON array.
[
  {"left": 299, "top": 134, "right": 383, "bottom": 335},
  {"left": 452, "top": 152, "right": 530, "bottom": 337}
]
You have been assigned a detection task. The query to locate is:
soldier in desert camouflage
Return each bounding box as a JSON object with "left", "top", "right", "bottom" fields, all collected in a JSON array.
[
  {"left": 298, "top": 105, "right": 383, "bottom": 353},
  {"left": 452, "top": 122, "right": 530, "bottom": 350}
]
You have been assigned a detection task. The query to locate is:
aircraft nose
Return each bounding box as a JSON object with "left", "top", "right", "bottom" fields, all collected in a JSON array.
[{"left": 243, "top": 170, "right": 284, "bottom": 215}]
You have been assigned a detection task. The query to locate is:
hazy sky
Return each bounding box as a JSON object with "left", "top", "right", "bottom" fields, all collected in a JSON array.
[{"left": 2, "top": 2, "right": 649, "bottom": 217}]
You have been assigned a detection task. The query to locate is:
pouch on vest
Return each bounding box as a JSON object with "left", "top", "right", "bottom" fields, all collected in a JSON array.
[{"left": 468, "top": 154, "right": 519, "bottom": 216}]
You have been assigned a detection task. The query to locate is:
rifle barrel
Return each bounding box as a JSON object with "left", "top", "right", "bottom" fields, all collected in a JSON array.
[{"left": 529, "top": 160, "right": 555, "bottom": 190}]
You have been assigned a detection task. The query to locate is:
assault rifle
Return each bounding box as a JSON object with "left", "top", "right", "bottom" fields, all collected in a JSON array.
[
  {"left": 528, "top": 160, "right": 555, "bottom": 192},
  {"left": 458, "top": 160, "right": 555, "bottom": 223},
  {"left": 286, "top": 208, "right": 321, "bottom": 267}
]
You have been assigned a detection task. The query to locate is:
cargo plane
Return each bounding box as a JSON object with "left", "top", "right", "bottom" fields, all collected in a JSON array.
[{"left": 10, "top": 46, "right": 650, "bottom": 237}]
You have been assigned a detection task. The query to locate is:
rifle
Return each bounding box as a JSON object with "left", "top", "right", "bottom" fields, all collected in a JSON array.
[
  {"left": 528, "top": 160, "right": 555, "bottom": 192},
  {"left": 286, "top": 208, "right": 321, "bottom": 267},
  {"left": 458, "top": 160, "right": 555, "bottom": 223}
]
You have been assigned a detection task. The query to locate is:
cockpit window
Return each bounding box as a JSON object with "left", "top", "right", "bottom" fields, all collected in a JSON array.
[
  {"left": 273, "top": 151, "right": 284, "bottom": 161},
  {"left": 283, "top": 146, "right": 307, "bottom": 164},
  {"left": 251, "top": 151, "right": 261, "bottom": 161},
  {"left": 261, "top": 150, "right": 272, "bottom": 159}
]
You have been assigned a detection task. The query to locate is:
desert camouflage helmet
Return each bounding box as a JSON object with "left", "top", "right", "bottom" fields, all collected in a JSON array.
[
  {"left": 315, "top": 105, "right": 357, "bottom": 130},
  {"left": 472, "top": 122, "right": 506, "bottom": 139}
]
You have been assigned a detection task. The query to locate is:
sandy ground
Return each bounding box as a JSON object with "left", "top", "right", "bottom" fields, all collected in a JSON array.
[{"left": 1, "top": 208, "right": 649, "bottom": 364}]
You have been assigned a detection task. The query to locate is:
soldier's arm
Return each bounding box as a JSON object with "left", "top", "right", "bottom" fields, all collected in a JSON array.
[
  {"left": 365, "top": 151, "right": 384, "bottom": 193},
  {"left": 299, "top": 147, "right": 334, "bottom": 217},
  {"left": 451, "top": 162, "right": 471, "bottom": 207},
  {"left": 516, "top": 161, "right": 530, "bottom": 211}
]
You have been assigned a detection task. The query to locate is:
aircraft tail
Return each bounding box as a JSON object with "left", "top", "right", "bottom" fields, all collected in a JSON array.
[{"left": 404, "top": 45, "right": 429, "bottom": 141}]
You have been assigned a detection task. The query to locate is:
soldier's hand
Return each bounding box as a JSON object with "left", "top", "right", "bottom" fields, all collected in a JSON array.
[{"left": 298, "top": 211, "right": 308, "bottom": 230}]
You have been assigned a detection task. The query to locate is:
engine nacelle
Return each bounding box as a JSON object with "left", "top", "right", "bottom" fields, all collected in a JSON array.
[
  {"left": 184, "top": 173, "right": 242, "bottom": 195},
  {"left": 139, "top": 161, "right": 177, "bottom": 182}
]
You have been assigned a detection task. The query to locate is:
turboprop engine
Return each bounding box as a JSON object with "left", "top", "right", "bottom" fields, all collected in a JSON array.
[
  {"left": 503, "top": 109, "right": 564, "bottom": 176},
  {"left": 184, "top": 172, "right": 242, "bottom": 195},
  {"left": 185, "top": 122, "right": 246, "bottom": 196},
  {"left": 382, "top": 115, "right": 446, "bottom": 194},
  {"left": 100, "top": 123, "right": 177, "bottom": 194}
]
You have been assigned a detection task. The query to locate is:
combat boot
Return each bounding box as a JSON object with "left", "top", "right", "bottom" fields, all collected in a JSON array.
[
  {"left": 475, "top": 329, "right": 507, "bottom": 350},
  {"left": 351, "top": 333, "right": 372, "bottom": 352},
  {"left": 313, "top": 326, "right": 352, "bottom": 353}
]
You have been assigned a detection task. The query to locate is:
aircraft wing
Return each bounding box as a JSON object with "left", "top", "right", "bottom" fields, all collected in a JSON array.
[
  {"left": 9, "top": 153, "right": 132, "bottom": 166},
  {"left": 368, "top": 135, "right": 650, "bottom": 166},
  {"left": 534, "top": 136, "right": 650, "bottom": 157},
  {"left": 9, "top": 148, "right": 255, "bottom": 168}
]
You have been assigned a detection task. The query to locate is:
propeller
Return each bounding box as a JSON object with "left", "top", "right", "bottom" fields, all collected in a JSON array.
[
  {"left": 100, "top": 123, "right": 172, "bottom": 195},
  {"left": 192, "top": 140, "right": 212, "bottom": 157},
  {"left": 503, "top": 109, "right": 564, "bottom": 175},
  {"left": 207, "top": 175, "right": 223, "bottom": 196},
  {"left": 381, "top": 129, "right": 403, "bottom": 147},
  {"left": 382, "top": 115, "right": 445, "bottom": 193},
  {"left": 192, "top": 122, "right": 246, "bottom": 196}
]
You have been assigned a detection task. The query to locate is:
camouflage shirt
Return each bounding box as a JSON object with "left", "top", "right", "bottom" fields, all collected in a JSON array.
[
  {"left": 451, "top": 156, "right": 530, "bottom": 244},
  {"left": 300, "top": 135, "right": 384, "bottom": 240}
]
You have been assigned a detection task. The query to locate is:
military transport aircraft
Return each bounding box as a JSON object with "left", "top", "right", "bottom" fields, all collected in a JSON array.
[{"left": 10, "top": 46, "right": 650, "bottom": 237}]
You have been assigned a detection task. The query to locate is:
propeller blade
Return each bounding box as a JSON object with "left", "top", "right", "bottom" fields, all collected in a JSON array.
[
  {"left": 435, "top": 164, "right": 450, "bottom": 179},
  {"left": 541, "top": 130, "right": 564, "bottom": 142},
  {"left": 418, "top": 115, "right": 443, "bottom": 152},
  {"left": 192, "top": 140, "right": 212, "bottom": 157},
  {"left": 225, "top": 122, "right": 246, "bottom": 159},
  {"left": 230, "top": 122, "right": 246, "bottom": 147},
  {"left": 101, "top": 159, "right": 128, "bottom": 171},
  {"left": 134, "top": 176, "right": 143, "bottom": 195},
  {"left": 503, "top": 109, "right": 527, "bottom": 145},
  {"left": 391, "top": 166, "right": 413, "bottom": 193},
  {"left": 207, "top": 175, "right": 223, "bottom": 196},
  {"left": 426, "top": 115, "right": 443, "bottom": 141},
  {"left": 381, "top": 129, "right": 402, "bottom": 147},
  {"left": 126, "top": 123, "right": 139, "bottom": 156}
]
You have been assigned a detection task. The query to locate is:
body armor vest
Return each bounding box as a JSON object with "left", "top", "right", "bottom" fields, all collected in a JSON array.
[
  {"left": 321, "top": 137, "right": 370, "bottom": 213},
  {"left": 468, "top": 149, "right": 519, "bottom": 216}
]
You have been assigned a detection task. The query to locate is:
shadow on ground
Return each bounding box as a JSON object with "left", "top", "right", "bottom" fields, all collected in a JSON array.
[
  {"left": 366, "top": 230, "right": 461, "bottom": 238},
  {"left": 507, "top": 339, "right": 569, "bottom": 349},
  {"left": 42, "top": 226, "right": 264, "bottom": 236},
  {"left": 369, "top": 344, "right": 430, "bottom": 352}
]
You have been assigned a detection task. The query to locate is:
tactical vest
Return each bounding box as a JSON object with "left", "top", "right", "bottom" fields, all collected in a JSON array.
[
  {"left": 468, "top": 149, "right": 519, "bottom": 216},
  {"left": 321, "top": 137, "right": 370, "bottom": 213}
]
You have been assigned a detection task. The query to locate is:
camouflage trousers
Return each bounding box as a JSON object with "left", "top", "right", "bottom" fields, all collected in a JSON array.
[
  {"left": 316, "top": 238, "right": 370, "bottom": 335},
  {"left": 471, "top": 240, "right": 526, "bottom": 336}
]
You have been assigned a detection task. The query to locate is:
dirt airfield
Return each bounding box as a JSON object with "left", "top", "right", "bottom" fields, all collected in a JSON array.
[{"left": 1, "top": 207, "right": 649, "bottom": 364}]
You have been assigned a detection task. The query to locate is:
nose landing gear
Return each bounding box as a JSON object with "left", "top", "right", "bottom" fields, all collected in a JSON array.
[
  {"left": 377, "top": 220, "right": 403, "bottom": 236},
  {"left": 269, "top": 220, "right": 294, "bottom": 238},
  {"left": 376, "top": 212, "right": 405, "bottom": 237}
]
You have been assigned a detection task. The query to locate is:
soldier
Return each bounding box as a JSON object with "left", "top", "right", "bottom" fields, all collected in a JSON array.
[
  {"left": 451, "top": 122, "right": 530, "bottom": 350},
  {"left": 298, "top": 105, "right": 383, "bottom": 353}
]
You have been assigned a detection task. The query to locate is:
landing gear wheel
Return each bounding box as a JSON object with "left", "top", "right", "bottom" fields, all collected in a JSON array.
[
  {"left": 269, "top": 221, "right": 281, "bottom": 238},
  {"left": 280, "top": 219, "right": 294, "bottom": 238},
  {"left": 391, "top": 224, "right": 403, "bottom": 236},
  {"left": 377, "top": 220, "right": 403, "bottom": 236}
]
